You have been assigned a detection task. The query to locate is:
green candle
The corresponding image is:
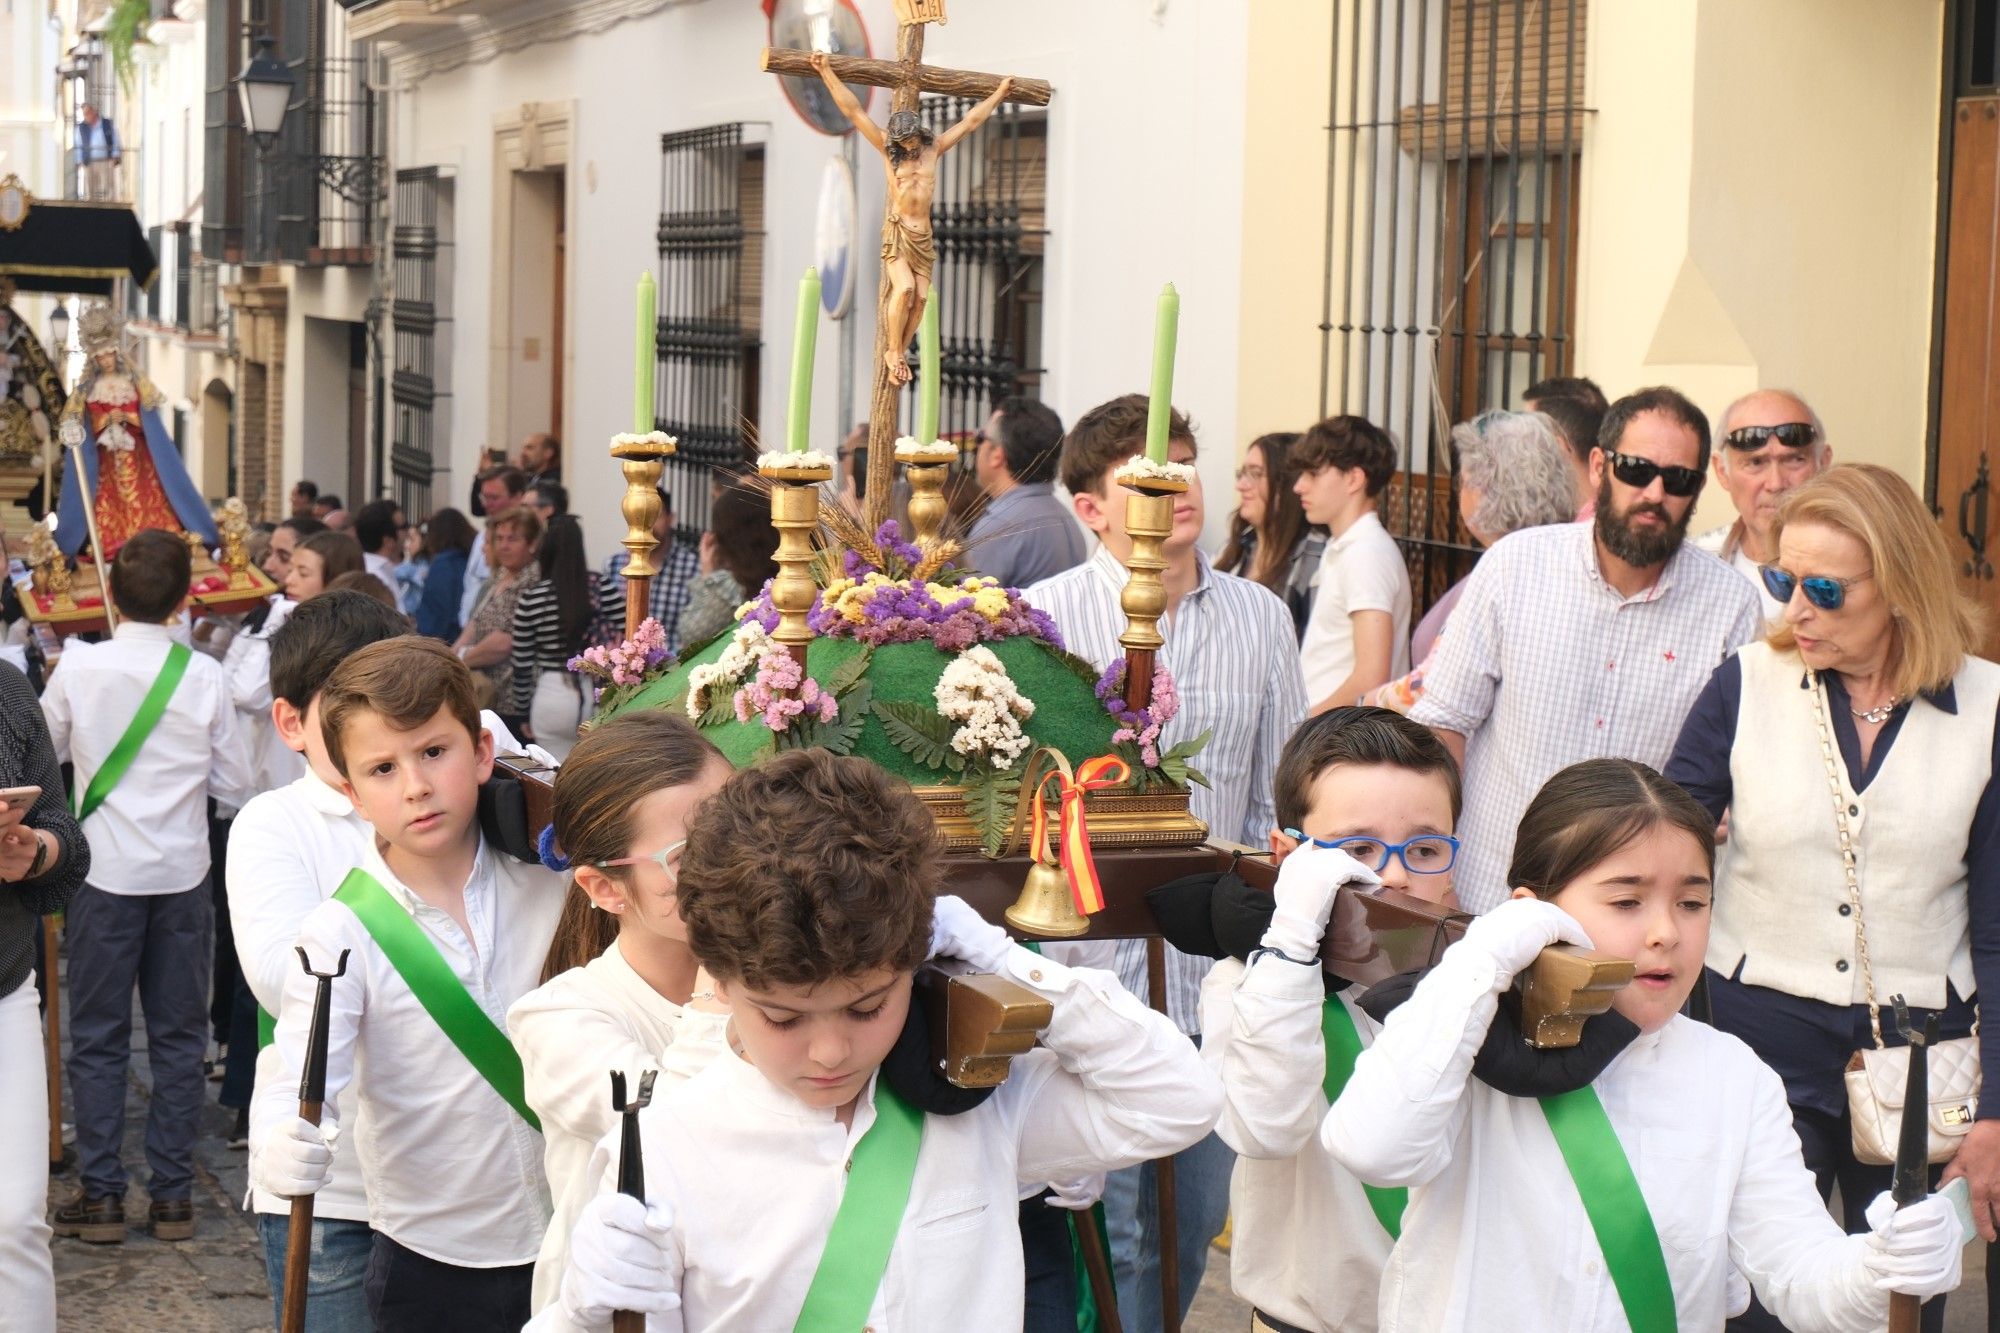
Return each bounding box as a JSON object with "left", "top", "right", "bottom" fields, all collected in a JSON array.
[
  {"left": 1144, "top": 282, "right": 1180, "bottom": 464},
  {"left": 789, "top": 268, "right": 821, "bottom": 453},
  {"left": 634, "top": 272, "right": 656, "bottom": 435},
  {"left": 917, "top": 291, "right": 941, "bottom": 444}
]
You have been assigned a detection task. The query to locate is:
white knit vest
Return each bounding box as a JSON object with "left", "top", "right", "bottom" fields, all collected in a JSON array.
[{"left": 1709, "top": 641, "right": 2000, "bottom": 1010}]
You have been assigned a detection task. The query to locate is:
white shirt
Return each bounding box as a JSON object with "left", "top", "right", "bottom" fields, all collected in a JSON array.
[
  {"left": 362, "top": 551, "right": 400, "bottom": 605},
  {"left": 221, "top": 598, "right": 307, "bottom": 793},
  {"left": 461, "top": 530, "right": 490, "bottom": 627},
  {"left": 1200, "top": 957, "right": 1388, "bottom": 1332},
  {"left": 1321, "top": 942, "right": 1891, "bottom": 1333},
  {"left": 1694, "top": 522, "right": 1786, "bottom": 625},
  {"left": 41, "top": 620, "right": 256, "bottom": 894},
  {"left": 1407, "top": 524, "right": 1762, "bottom": 911},
  {"left": 529, "top": 943, "right": 1222, "bottom": 1332},
  {"left": 258, "top": 834, "right": 568, "bottom": 1266},
  {"left": 230, "top": 769, "right": 373, "bottom": 1221},
  {"left": 1299, "top": 511, "right": 1413, "bottom": 706},
  {"left": 510, "top": 940, "right": 731, "bottom": 1313},
  {"left": 1028, "top": 546, "right": 1309, "bottom": 1031}
]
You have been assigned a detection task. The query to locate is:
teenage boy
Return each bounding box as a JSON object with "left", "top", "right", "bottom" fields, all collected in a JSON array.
[
  {"left": 537, "top": 749, "right": 1222, "bottom": 1332},
  {"left": 43, "top": 529, "right": 258, "bottom": 1243},
  {"left": 1198, "top": 707, "right": 1462, "bottom": 1333},
  {"left": 1292, "top": 416, "right": 1413, "bottom": 715},
  {"left": 251, "top": 636, "right": 565, "bottom": 1331},
  {"left": 1029, "top": 393, "right": 1307, "bottom": 1326},
  {"left": 227, "top": 591, "right": 413, "bottom": 1327}
]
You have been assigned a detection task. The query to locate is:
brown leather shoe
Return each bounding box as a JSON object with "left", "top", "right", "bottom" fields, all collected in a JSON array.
[
  {"left": 51, "top": 1192, "right": 125, "bottom": 1244},
  {"left": 147, "top": 1198, "right": 195, "bottom": 1242}
]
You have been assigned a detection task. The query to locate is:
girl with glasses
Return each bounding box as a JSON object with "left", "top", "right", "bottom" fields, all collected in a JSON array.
[
  {"left": 1218, "top": 431, "right": 1322, "bottom": 641},
  {"left": 509, "top": 711, "right": 736, "bottom": 1317}
]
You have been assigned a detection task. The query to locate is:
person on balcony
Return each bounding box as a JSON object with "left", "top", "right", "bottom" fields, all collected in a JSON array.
[{"left": 75, "top": 103, "right": 120, "bottom": 201}]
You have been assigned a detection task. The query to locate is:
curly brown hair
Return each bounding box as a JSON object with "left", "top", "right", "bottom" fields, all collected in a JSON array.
[{"left": 678, "top": 750, "right": 940, "bottom": 989}]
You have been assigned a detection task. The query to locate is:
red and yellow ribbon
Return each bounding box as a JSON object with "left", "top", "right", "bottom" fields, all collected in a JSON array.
[{"left": 1027, "top": 753, "right": 1131, "bottom": 916}]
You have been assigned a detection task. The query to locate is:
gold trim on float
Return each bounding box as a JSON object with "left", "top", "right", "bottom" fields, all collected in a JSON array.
[{"left": 912, "top": 783, "right": 1209, "bottom": 853}]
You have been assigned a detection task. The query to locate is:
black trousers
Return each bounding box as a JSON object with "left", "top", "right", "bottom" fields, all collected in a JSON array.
[{"left": 363, "top": 1234, "right": 533, "bottom": 1333}]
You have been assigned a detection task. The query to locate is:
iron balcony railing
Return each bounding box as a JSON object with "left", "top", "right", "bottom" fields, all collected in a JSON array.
[{"left": 238, "top": 55, "right": 384, "bottom": 266}]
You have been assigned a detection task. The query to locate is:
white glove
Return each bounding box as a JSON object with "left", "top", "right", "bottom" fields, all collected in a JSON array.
[
  {"left": 560, "top": 1192, "right": 682, "bottom": 1327},
  {"left": 1457, "top": 898, "right": 1594, "bottom": 987},
  {"left": 1861, "top": 1190, "right": 1963, "bottom": 1300},
  {"left": 1044, "top": 1174, "right": 1106, "bottom": 1211},
  {"left": 1262, "top": 844, "right": 1379, "bottom": 961},
  {"left": 251, "top": 1115, "right": 336, "bottom": 1198},
  {"left": 928, "top": 894, "right": 1013, "bottom": 972}
]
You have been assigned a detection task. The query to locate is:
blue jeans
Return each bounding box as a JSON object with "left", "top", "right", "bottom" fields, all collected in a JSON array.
[
  {"left": 257, "top": 1212, "right": 374, "bottom": 1333},
  {"left": 1102, "top": 1129, "right": 1235, "bottom": 1332},
  {"left": 65, "top": 883, "right": 212, "bottom": 1201}
]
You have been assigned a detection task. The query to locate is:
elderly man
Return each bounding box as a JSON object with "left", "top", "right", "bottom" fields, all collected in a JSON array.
[
  {"left": 75, "top": 104, "right": 120, "bottom": 200},
  {"left": 967, "top": 396, "right": 1086, "bottom": 588},
  {"left": 518, "top": 432, "right": 560, "bottom": 485},
  {"left": 1409, "top": 386, "right": 1763, "bottom": 911},
  {"left": 1695, "top": 388, "right": 1831, "bottom": 622}
]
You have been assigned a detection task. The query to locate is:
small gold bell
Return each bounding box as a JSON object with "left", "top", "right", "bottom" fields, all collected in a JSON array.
[{"left": 1003, "top": 860, "right": 1089, "bottom": 939}]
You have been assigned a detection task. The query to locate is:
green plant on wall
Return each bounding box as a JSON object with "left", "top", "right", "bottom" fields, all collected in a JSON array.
[{"left": 103, "top": 0, "right": 153, "bottom": 95}]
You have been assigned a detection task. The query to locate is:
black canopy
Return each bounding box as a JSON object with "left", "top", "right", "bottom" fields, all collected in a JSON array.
[{"left": 0, "top": 198, "right": 157, "bottom": 297}]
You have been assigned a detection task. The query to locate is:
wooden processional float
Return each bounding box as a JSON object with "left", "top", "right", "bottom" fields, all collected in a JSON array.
[{"left": 491, "top": 4, "right": 1633, "bottom": 1326}]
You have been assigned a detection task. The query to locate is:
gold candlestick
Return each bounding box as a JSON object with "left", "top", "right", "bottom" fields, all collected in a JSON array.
[
  {"left": 905, "top": 464, "right": 949, "bottom": 546},
  {"left": 219, "top": 497, "right": 255, "bottom": 590},
  {"left": 610, "top": 433, "right": 677, "bottom": 638},
  {"left": 1116, "top": 475, "right": 1185, "bottom": 713},
  {"left": 760, "top": 458, "right": 834, "bottom": 664}
]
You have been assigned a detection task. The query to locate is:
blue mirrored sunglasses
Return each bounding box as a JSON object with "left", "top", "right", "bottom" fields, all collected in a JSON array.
[
  {"left": 1282, "top": 829, "right": 1460, "bottom": 875},
  {"left": 1759, "top": 565, "right": 1872, "bottom": 612}
]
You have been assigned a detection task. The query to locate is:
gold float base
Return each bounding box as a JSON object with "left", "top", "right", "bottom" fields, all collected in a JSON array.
[{"left": 914, "top": 782, "right": 1209, "bottom": 855}]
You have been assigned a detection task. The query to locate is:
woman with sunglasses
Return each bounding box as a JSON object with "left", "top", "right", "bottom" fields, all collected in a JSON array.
[
  {"left": 1666, "top": 463, "right": 2000, "bottom": 1332},
  {"left": 509, "top": 711, "right": 736, "bottom": 1317}
]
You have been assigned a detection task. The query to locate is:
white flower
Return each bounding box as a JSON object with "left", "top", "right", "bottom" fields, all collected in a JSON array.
[
  {"left": 935, "top": 645, "right": 1035, "bottom": 769},
  {"left": 757, "top": 449, "right": 836, "bottom": 472},
  {"left": 1113, "top": 454, "right": 1197, "bottom": 487},
  {"left": 687, "top": 620, "right": 774, "bottom": 718},
  {"left": 611, "top": 431, "right": 679, "bottom": 451},
  {"left": 893, "top": 436, "right": 959, "bottom": 462}
]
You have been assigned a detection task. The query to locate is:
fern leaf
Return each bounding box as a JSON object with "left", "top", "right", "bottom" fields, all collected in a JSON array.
[
  {"left": 962, "top": 763, "right": 1025, "bottom": 858},
  {"left": 826, "top": 645, "right": 875, "bottom": 697},
  {"left": 871, "top": 700, "right": 956, "bottom": 772}
]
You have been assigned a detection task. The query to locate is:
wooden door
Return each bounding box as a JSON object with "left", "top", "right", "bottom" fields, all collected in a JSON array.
[{"left": 1937, "top": 96, "right": 2000, "bottom": 638}]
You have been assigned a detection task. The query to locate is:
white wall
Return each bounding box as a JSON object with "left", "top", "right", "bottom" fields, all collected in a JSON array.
[{"left": 386, "top": 0, "right": 1252, "bottom": 557}]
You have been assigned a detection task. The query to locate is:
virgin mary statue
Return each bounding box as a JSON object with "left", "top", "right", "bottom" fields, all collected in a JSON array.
[{"left": 55, "top": 304, "right": 217, "bottom": 557}]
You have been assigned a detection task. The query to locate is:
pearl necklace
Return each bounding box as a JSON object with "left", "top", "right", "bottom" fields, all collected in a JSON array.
[{"left": 1850, "top": 696, "right": 1901, "bottom": 725}]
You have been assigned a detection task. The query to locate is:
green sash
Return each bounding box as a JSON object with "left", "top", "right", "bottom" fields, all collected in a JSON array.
[
  {"left": 1540, "top": 1087, "right": 1677, "bottom": 1333},
  {"left": 257, "top": 1005, "right": 275, "bottom": 1051},
  {"left": 331, "top": 868, "right": 541, "bottom": 1132},
  {"left": 1320, "top": 996, "right": 1408, "bottom": 1238},
  {"left": 73, "top": 641, "right": 192, "bottom": 821},
  {"left": 791, "top": 1080, "right": 924, "bottom": 1332}
]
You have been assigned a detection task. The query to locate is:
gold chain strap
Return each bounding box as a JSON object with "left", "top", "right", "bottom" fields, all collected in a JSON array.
[{"left": 1805, "top": 668, "right": 1884, "bottom": 1048}]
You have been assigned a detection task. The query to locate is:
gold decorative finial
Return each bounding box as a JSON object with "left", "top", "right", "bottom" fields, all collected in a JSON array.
[{"left": 609, "top": 432, "right": 678, "bottom": 638}]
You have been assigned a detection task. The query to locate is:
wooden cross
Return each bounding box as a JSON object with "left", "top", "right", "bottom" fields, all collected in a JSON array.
[{"left": 762, "top": 5, "right": 1052, "bottom": 526}]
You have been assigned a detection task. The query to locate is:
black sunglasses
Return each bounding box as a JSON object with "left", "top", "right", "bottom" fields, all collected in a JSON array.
[
  {"left": 1603, "top": 450, "right": 1704, "bottom": 497},
  {"left": 1725, "top": 423, "right": 1817, "bottom": 451},
  {"left": 1760, "top": 565, "right": 1872, "bottom": 612}
]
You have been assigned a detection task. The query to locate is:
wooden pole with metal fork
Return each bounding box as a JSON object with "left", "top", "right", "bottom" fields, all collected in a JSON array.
[
  {"left": 281, "top": 947, "right": 349, "bottom": 1333},
  {"left": 610, "top": 1068, "right": 660, "bottom": 1333}
]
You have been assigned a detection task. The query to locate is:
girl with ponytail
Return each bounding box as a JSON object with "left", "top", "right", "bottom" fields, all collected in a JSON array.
[{"left": 507, "top": 710, "right": 733, "bottom": 1316}]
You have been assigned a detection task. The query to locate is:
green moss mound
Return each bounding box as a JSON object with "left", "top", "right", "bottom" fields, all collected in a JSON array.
[{"left": 603, "top": 632, "right": 1120, "bottom": 781}]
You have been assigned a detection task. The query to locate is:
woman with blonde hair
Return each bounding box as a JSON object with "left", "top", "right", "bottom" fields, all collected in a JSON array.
[{"left": 1667, "top": 463, "right": 1998, "bottom": 1332}]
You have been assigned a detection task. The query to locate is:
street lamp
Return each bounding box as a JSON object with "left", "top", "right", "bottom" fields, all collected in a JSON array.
[
  {"left": 235, "top": 36, "right": 295, "bottom": 146},
  {"left": 50, "top": 301, "right": 69, "bottom": 354}
]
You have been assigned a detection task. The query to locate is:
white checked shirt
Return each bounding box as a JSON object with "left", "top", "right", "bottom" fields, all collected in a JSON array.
[
  {"left": 40, "top": 620, "right": 257, "bottom": 894},
  {"left": 1028, "top": 546, "right": 1309, "bottom": 1031},
  {"left": 257, "top": 835, "right": 568, "bottom": 1266},
  {"left": 604, "top": 540, "right": 703, "bottom": 656},
  {"left": 1408, "top": 523, "right": 1761, "bottom": 912}
]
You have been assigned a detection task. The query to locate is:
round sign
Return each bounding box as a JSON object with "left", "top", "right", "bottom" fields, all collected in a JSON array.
[
  {"left": 815, "top": 157, "right": 858, "bottom": 320},
  {"left": 768, "top": 0, "right": 874, "bottom": 137}
]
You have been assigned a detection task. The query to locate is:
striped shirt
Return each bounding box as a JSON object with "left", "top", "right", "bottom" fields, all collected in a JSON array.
[
  {"left": 1028, "top": 545, "right": 1309, "bottom": 1032},
  {"left": 604, "top": 539, "right": 703, "bottom": 656},
  {"left": 1408, "top": 522, "right": 1763, "bottom": 913},
  {"left": 507, "top": 572, "right": 624, "bottom": 715}
]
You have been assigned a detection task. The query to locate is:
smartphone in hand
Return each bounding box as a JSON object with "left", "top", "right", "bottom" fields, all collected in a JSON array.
[{"left": 0, "top": 785, "right": 43, "bottom": 831}]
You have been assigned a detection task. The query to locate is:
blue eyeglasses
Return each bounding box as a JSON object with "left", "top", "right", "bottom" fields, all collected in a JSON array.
[
  {"left": 1282, "top": 829, "right": 1460, "bottom": 876},
  {"left": 1759, "top": 565, "right": 1873, "bottom": 612}
]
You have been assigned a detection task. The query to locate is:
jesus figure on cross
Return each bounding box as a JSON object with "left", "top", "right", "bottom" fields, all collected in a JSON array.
[{"left": 812, "top": 51, "right": 1013, "bottom": 384}]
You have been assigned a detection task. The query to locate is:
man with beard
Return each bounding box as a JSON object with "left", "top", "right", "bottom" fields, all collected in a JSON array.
[
  {"left": 1695, "top": 388, "right": 1831, "bottom": 624},
  {"left": 1408, "top": 386, "right": 1762, "bottom": 911}
]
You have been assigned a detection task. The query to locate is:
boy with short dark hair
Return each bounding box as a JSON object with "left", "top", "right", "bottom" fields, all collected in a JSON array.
[
  {"left": 538, "top": 749, "right": 1220, "bottom": 1332},
  {"left": 1198, "top": 706, "right": 1462, "bottom": 1333},
  {"left": 44, "top": 528, "right": 258, "bottom": 1243},
  {"left": 1292, "top": 416, "right": 1413, "bottom": 716},
  {"left": 251, "top": 636, "right": 565, "bottom": 1331}
]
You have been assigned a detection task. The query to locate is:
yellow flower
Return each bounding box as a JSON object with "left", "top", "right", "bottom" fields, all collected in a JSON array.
[{"left": 970, "top": 586, "right": 1011, "bottom": 620}]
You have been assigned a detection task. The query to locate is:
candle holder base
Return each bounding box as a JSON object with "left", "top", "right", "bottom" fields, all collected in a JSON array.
[
  {"left": 762, "top": 469, "right": 828, "bottom": 662},
  {"left": 900, "top": 459, "right": 951, "bottom": 547},
  {"left": 612, "top": 433, "right": 679, "bottom": 637}
]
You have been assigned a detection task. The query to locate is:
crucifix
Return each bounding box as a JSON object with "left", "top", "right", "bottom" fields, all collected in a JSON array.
[{"left": 762, "top": 0, "right": 1053, "bottom": 527}]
